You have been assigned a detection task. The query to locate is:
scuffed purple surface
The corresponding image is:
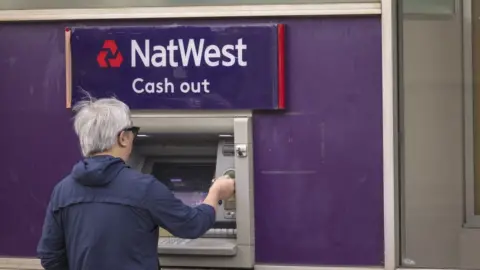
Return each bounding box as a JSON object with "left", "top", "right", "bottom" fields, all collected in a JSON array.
[
  {"left": 0, "top": 17, "right": 383, "bottom": 266},
  {"left": 253, "top": 18, "right": 383, "bottom": 265}
]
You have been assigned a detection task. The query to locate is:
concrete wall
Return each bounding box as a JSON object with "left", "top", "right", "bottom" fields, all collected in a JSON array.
[
  {"left": 400, "top": 13, "right": 463, "bottom": 267},
  {"left": 400, "top": 6, "right": 480, "bottom": 269}
]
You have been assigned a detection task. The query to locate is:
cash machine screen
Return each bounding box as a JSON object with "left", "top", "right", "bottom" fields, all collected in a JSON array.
[{"left": 151, "top": 162, "right": 214, "bottom": 207}]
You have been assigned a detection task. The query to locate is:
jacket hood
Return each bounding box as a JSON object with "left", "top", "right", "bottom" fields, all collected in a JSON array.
[{"left": 71, "top": 155, "right": 126, "bottom": 187}]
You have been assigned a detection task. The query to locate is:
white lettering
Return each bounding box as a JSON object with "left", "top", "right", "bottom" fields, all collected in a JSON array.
[
  {"left": 179, "top": 80, "right": 211, "bottom": 93},
  {"left": 178, "top": 39, "right": 204, "bottom": 67},
  {"left": 201, "top": 79, "right": 210, "bottom": 93},
  {"left": 180, "top": 82, "right": 190, "bottom": 93},
  {"left": 132, "top": 78, "right": 175, "bottom": 94},
  {"left": 235, "top": 38, "right": 247, "bottom": 67},
  {"left": 130, "top": 38, "right": 248, "bottom": 68},
  {"left": 145, "top": 81, "right": 156, "bottom": 93},
  {"left": 131, "top": 40, "right": 150, "bottom": 67},
  {"left": 132, "top": 78, "right": 145, "bottom": 93},
  {"left": 151, "top": 45, "right": 167, "bottom": 67},
  {"left": 204, "top": 45, "right": 221, "bottom": 67},
  {"left": 167, "top": 39, "right": 179, "bottom": 67},
  {"left": 221, "top": 44, "right": 235, "bottom": 67}
]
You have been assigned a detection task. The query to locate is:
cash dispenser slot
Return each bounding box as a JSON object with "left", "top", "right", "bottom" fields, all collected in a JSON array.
[{"left": 130, "top": 113, "right": 254, "bottom": 268}]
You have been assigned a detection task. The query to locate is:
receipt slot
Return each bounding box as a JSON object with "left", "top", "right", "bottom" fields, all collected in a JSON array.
[{"left": 128, "top": 112, "right": 254, "bottom": 269}]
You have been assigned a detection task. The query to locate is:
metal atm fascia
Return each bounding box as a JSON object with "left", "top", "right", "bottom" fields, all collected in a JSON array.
[{"left": 129, "top": 111, "right": 255, "bottom": 269}]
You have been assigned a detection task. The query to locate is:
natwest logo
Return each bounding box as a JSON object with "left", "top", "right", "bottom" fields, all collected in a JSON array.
[
  {"left": 130, "top": 39, "right": 247, "bottom": 68},
  {"left": 97, "top": 40, "right": 123, "bottom": 68}
]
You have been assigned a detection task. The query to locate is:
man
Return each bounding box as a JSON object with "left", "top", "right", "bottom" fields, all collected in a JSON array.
[{"left": 37, "top": 96, "right": 235, "bottom": 270}]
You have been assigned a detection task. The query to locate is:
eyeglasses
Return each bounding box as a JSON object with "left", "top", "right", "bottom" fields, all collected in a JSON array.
[{"left": 119, "top": 126, "right": 140, "bottom": 138}]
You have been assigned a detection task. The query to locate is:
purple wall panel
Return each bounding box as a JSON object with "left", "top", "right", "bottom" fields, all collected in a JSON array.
[
  {"left": 253, "top": 18, "right": 383, "bottom": 265},
  {"left": 0, "top": 16, "right": 383, "bottom": 266},
  {"left": 0, "top": 26, "right": 80, "bottom": 256}
]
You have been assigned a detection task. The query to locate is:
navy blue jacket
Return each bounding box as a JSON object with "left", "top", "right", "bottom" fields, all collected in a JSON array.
[{"left": 37, "top": 155, "right": 216, "bottom": 270}]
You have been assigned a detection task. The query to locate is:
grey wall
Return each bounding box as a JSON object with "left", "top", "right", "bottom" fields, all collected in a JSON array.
[
  {"left": 0, "top": 17, "right": 383, "bottom": 266},
  {"left": 400, "top": 8, "right": 480, "bottom": 269},
  {"left": 401, "top": 13, "right": 463, "bottom": 268}
]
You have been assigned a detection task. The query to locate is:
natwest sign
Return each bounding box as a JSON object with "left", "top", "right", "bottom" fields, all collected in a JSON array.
[
  {"left": 131, "top": 39, "right": 247, "bottom": 68},
  {"left": 69, "top": 25, "right": 285, "bottom": 110}
]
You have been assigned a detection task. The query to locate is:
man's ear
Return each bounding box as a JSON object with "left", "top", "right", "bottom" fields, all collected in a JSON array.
[{"left": 118, "top": 131, "right": 128, "bottom": 148}]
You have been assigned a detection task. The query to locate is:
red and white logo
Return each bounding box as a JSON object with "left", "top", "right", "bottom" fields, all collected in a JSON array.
[{"left": 97, "top": 40, "right": 123, "bottom": 68}]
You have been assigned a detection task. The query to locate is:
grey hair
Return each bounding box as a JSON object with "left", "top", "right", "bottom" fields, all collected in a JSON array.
[{"left": 72, "top": 93, "right": 131, "bottom": 157}]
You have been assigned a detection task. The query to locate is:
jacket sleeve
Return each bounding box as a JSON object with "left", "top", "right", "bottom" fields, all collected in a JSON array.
[
  {"left": 144, "top": 179, "right": 216, "bottom": 239},
  {"left": 37, "top": 200, "right": 68, "bottom": 270}
]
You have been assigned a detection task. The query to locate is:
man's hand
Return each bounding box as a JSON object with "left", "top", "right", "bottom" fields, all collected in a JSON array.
[{"left": 210, "top": 176, "right": 235, "bottom": 200}]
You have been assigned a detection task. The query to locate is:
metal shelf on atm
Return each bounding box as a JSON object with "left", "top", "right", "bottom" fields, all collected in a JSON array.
[
  {"left": 157, "top": 237, "right": 237, "bottom": 256},
  {"left": 203, "top": 228, "right": 237, "bottom": 238}
]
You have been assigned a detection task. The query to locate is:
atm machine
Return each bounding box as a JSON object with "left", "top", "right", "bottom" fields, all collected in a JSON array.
[{"left": 128, "top": 111, "right": 255, "bottom": 269}]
